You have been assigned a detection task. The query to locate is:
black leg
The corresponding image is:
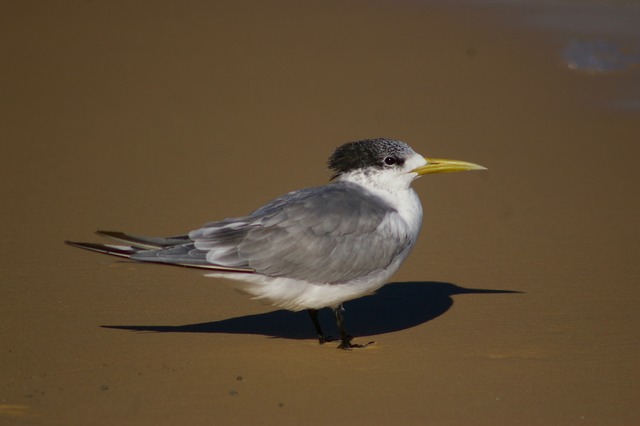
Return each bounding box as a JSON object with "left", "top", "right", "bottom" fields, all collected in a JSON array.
[
  {"left": 308, "top": 309, "right": 331, "bottom": 344},
  {"left": 333, "top": 305, "right": 352, "bottom": 349},
  {"left": 333, "top": 304, "right": 374, "bottom": 350}
]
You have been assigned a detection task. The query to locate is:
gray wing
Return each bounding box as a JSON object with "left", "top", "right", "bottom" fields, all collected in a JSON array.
[
  {"left": 105, "top": 230, "right": 251, "bottom": 271},
  {"left": 67, "top": 232, "right": 251, "bottom": 271},
  {"left": 187, "top": 182, "right": 412, "bottom": 284},
  {"left": 96, "top": 230, "right": 190, "bottom": 249}
]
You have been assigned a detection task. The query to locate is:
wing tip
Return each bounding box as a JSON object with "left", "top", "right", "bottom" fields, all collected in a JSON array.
[
  {"left": 96, "top": 230, "right": 124, "bottom": 238},
  {"left": 64, "top": 240, "right": 134, "bottom": 258},
  {"left": 65, "top": 240, "right": 256, "bottom": 272},
  {"left": 64, "top": 240, "right": 87, "bottom": 249}
]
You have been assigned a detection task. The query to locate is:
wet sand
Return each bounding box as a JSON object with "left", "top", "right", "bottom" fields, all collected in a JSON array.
[{"left": 1, "top": 1, "right": 639, "bottom": 424}]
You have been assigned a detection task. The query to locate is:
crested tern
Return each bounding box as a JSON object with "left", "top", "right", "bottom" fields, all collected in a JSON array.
[{"left": 66, "top": 138, "right": 486, "bottom": 349}]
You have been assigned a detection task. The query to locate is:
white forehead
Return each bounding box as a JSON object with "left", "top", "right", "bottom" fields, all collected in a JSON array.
[{"left": 405, "top": 151, "right": 427, "bottom": 171}]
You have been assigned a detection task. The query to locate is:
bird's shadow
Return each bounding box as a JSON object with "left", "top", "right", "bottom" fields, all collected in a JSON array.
[{"left": 102, "top": 282, "right": 521, "bottom": 340}]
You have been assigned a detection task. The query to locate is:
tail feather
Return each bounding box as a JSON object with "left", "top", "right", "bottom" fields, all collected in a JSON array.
[
  {"left": 96, "top": 230, "right": 189, "bottom": 249},
  {"left": 64, "top": 241, "right": 138, "bottom": 258},
  {"left": 65, "top": 237, "right": 255, "bottom": 273}
]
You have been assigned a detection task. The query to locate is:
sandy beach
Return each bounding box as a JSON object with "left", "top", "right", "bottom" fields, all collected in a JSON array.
[{"left": 1, "top": 1, "right": 639, "bottom": 424}]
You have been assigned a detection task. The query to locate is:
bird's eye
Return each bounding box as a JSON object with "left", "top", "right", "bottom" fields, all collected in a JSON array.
[{"left": 384, "top": 157, "right": 397, "bottom": 166}]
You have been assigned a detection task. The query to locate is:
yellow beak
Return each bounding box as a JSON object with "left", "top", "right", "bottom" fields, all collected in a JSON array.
[{"left": 411, "top": 158, "right": 487, "bottom": 175}]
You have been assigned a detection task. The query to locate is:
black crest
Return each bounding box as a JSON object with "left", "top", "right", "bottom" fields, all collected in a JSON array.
[{"left": 328, "top": 138, "right": 413, "bottom": 178}]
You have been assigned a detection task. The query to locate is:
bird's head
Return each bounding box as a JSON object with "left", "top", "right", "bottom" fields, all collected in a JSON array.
[{"left": 328, "top": 138, "right": 486, "bottom": 190}]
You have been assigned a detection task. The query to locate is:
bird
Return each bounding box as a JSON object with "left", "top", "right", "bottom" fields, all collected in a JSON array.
[{"left": 66, "top": 138, "right": 486, "bottom": 349}]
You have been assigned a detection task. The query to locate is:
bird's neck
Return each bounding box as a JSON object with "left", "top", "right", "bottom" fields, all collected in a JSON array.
[{"left": 337, "top": 170, "right": 423, "bottom": 243}]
